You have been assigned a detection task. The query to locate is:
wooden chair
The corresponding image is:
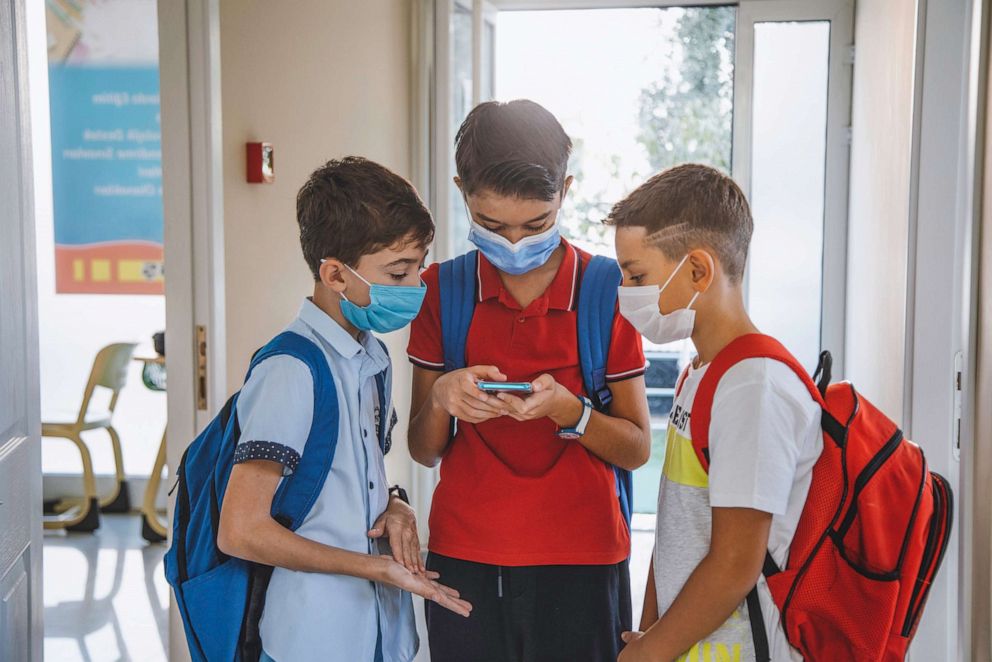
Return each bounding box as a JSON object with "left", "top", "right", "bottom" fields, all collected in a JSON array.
[{"left": 43, "top": 342, "right": 137, "bottom": 532}]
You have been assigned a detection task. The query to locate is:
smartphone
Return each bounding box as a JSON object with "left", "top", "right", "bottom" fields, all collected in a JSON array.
[{"left": 477, "top": 381, "right": 534, "bottom": 394}]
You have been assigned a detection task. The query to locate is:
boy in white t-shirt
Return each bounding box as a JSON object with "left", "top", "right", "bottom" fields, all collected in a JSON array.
[{"left": 608, "top": 164, "right": 822, "bottom": 662}]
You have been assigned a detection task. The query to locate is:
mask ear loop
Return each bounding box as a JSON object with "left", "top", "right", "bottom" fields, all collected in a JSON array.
[
  {"left": 323, "top": 262, "right": 372, "bottom": 304},
  {"left": 686, "top": 290, "right": 701, "bottom": 310},
  {"left": 659, "top": 254, "right": 691, "bottom": 294}
]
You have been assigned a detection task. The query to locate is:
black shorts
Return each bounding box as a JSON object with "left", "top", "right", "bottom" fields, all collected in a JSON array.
[{"left": 425, "top": 552, "right": 632, "bottom": 662}]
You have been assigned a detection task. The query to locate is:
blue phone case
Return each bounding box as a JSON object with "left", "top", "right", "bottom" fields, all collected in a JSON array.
[{"left": 477, "top": 381, "right": 533, "bottom": 394}]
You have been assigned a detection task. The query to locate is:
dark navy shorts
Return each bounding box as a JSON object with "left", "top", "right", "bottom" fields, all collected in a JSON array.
[{"left": 425, "top": 552, "right": 632, "bottom": 662}]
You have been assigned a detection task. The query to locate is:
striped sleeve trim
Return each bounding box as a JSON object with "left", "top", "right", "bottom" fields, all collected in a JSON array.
[
  {"left": 409, "top": 354, "right": 445, "bottom": 371},
  {"left": 234, "top": 440, "right": 301, "bottom": 475},
  {"left": 605, "top": 363, "right": 648, "bottom": 382}
]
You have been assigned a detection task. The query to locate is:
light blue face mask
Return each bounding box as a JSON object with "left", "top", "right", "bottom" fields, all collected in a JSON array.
[
  {"left": 337, "top": 265, "right": 426, "bottom": 334},
  {"left": 466, "top": 202, "right": 562, "bottom": 275}
]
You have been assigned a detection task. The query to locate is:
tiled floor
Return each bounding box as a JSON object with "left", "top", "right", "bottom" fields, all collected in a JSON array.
[
  {"left": 43, "top": 514, "right": 169, "bottom": 662},
  {"left": 40, "top": 513, "right": 653, "bottom": 662},
  {"left": 631, "top": 525, "right": 654, "bottom": 628}
]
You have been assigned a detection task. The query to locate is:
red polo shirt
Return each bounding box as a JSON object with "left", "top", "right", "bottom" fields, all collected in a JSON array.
[{"left": 408, "top": 240, "right": 646, "bottom": 566}]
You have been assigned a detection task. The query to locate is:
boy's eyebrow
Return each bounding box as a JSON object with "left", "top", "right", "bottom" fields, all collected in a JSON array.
[
  {"left": 476, "top": 210, "right": 551, "bottom": 226},
  {"left": 619, "top": 259, "right": 640, "bottom": 270},
  {"left": 383, "top": 257, "right": 422, "bottom": 268}
]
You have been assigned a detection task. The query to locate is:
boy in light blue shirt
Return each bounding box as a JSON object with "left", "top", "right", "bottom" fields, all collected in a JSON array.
[{"left": 216, "top": 157, "right": 472, "bottom": 662}]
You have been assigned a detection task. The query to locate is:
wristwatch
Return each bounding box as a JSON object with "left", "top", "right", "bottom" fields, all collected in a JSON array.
[
  {"left": 557, "top": 396, "right": 593, "bottom": 440},
  {"left": 388, "top": 485, "right": 409, "bottom": 504}
]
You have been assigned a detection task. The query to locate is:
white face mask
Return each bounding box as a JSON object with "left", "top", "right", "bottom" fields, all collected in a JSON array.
[{"left": 617, "top": 254, "right": 700, "bottom": 345}]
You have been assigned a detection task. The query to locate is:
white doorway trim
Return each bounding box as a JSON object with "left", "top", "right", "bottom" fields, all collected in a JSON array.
[
  {"left": 1, "top": 0, "right": 43, "bottom": 657},
  {"left": 157, "top": 1, "right": 225, "bottom": 660},
  {"left": 905, "top": 0, "right": 982, "bottom": 659}
]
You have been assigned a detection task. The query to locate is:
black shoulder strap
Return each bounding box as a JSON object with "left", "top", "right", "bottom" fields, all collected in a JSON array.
[{"left": 746, "top": 587, "right": 771, "bottom": 662}]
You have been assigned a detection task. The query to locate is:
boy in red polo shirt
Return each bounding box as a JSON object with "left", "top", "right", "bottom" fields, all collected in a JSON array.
[{"left": 407, "top": 100, "right": 652, "bottom": 662}]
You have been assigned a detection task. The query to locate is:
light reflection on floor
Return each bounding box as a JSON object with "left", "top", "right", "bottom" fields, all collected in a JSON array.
[
  {"left": 631, "top": 524, "right": 654, "bottom": 628},
  {"left": 43, "top": 514, "right": 168, "bottom": 662},
  {"left": 40, "top": 514, "right": 652, "bottom": 661}
]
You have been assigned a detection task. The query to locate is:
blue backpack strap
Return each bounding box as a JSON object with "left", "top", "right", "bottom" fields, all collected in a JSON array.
[
  {"left": 577, "top": 255, "right": 622, "bottom": 410},
  {"left": 439, "top": 250, "right": 479, "bottom": 372},
  {"left": 576, "top": 255, "right": 634, "bottom": 530},
  {"left": 245, "top": 331, "right": 340, "bottom": 530}
]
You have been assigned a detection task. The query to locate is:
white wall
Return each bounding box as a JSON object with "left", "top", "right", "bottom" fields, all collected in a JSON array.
[
  {"left": 218, "top": 0, "right": 417, "bottom": 495},
  {"left": 844, "top": 0, "right": 917, "bottom": 417}
]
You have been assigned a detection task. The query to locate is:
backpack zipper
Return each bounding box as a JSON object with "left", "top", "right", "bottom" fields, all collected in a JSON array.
[
  {"left": 901, "top": 473, "right": 953, "bottom": 636},
  {"left": 836, "top": 429, "right": 903, "bottom": 537},
  {"left": 174, "top": 446, "right": 192, "bottom": 584}
]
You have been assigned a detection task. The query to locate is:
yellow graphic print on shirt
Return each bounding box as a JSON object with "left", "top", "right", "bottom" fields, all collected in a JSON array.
[
  {"left": 674, "top": 608, "right": 749, "bottom": 662},
  {"left": 660, "top": 403, "right": 755, "bottom": 661},
  {"left": 662, "top": 419, "right": 709, "bottom": 488}
]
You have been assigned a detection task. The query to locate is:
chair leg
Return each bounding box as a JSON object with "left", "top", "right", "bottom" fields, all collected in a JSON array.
[
  {"left": 44, "top": 433, "right": 101, "bottom": 532},
  {"left": 100, "top": 425, "right": 131, "bottom": 513},
  {"left": 140, "top": 429, "right": 168, "bottom": 543}
]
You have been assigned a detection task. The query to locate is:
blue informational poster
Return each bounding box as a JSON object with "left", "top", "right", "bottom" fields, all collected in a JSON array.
[{"left": 46, "top": 0, "right": 164, "bottom": 294}]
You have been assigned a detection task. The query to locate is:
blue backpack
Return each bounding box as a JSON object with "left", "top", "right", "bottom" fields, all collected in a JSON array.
[
  {"left": 437, "top": 250, "right": 633, "bottom": 529},
  {"left": 164, "top": 331, "right": 390, "bottom": 662}
]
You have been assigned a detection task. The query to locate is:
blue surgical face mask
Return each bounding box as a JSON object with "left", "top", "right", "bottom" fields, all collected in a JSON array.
[
  {"left": 335, "top": 264, "right": 427, "bottom": 334},
  {"left": 466, "top": 201, "right": 562, "bottom": 275}
]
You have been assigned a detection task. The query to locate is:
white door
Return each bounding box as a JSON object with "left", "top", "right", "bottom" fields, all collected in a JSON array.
[{"left": 0, "top": 0, "right": 43, "bottom": 660}]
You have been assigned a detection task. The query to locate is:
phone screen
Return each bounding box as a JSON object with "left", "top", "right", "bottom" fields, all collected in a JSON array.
[{"left": 477, "top": 381, "right": 534, "bottom": 394}]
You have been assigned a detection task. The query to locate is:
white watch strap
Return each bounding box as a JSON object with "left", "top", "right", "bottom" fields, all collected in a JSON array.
[{"left": 575, "top": 397, "right": 594, "bottom": 435}]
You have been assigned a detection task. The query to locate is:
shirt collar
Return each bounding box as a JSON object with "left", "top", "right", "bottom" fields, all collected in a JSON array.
[
  {"left": 476, "top": 238, "right": 580, "bottom": 312},
  {"left": 296, "top": 298, "right": 389, "bottom": 371}
]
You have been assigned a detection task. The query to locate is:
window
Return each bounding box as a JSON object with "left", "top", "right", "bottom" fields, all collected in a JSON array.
[
  {"left": 747, "top": 21, "right": 832, "bottom": 372},
  {"left": 423, "top": 0, "right": 852, "bottom": 628},
  {"left": 495, "top": 6, "right": 736, "bottom": 514},
  {"left": 449, "top": 4, "right": 475, "bottom": 258}
]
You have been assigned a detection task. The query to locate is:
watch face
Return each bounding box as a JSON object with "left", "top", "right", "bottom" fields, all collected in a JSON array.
[{"left": 557, "top": 430, "right": 581, "bottom": 440}]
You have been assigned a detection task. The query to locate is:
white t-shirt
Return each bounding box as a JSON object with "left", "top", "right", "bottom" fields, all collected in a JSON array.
[{"left": 653, "top": 357, "right": 822, "bottom": 662}]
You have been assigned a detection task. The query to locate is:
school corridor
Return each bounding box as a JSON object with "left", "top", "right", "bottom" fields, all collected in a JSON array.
[{"left": 2, "top": 0, "right": 992, "bottom": 661}]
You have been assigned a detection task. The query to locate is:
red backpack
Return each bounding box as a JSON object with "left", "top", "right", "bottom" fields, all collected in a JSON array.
[{"left": 682, "top": 334, "right": 953, "bottom": 662}]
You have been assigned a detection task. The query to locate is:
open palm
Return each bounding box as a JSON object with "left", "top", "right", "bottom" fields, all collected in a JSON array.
[{"left": 380, "top": 557, "right": 473, "bottom": 617}]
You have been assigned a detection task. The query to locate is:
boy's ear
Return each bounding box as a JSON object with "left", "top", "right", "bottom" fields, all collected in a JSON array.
[
  {"left": 687, "top": 249, "right": 716, "bottom": 294},
  {"left": 318, "top": 258, "right": 349, "bottom": 294},
  {"left": 561, "top": 175, "right": 574, "bottom": 201},
  {"left": 453, "top": 176, "right": 463, "bottom": 193}
]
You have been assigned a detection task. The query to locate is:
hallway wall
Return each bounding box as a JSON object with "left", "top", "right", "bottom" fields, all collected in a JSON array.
[{"left": 218, "top": 0, "right": 416, "bottom": 481}]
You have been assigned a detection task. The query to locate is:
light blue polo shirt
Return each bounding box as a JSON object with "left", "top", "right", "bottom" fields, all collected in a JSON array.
[{"left": 233, "top": 298, "right": 417, "bottom": 662}]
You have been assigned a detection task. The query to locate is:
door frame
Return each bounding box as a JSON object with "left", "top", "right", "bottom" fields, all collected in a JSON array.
[
  {"left": 157, "top": 1, "right": 226, "bottom": 659},
  {"left": 970, "top": 0, "right": 992, "bottom": 652},
  {"left": 908, "top": 0, "right": 985, "bottom": 659},
  {"left": 1, "top": 0, "right": 43, "bottom": 658},
  {"left": 733, "top": 0, "right": 853, "bottom": 374}
]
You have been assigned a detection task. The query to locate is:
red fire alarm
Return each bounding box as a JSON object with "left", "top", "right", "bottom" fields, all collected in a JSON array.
[{"left": 247, "top": 142, "right": 274, "bottom": 183}]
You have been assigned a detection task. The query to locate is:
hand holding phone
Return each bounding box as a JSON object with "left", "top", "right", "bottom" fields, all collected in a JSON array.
[{"left": 431, "top": 365, "right": 509, "bottom": 424}]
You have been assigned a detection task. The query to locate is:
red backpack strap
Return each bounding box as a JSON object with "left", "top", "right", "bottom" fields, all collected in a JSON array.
[
  {"left": 689, "top": 334, "right": 824, "bottom": 473},
  {"left": 674, "top": 363, "right": 691, "bottom": 397}
]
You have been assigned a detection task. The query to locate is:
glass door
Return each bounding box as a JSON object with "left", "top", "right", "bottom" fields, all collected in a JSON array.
[{"left": 734, "top": 0, "right": 853, "bottom": 373}]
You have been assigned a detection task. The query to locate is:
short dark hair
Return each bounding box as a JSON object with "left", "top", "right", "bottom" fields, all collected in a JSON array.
[
  {"left": 605, "top": 164, "right": 753, "bottom": 282},
  {"left": 296, "top": 157, "right": 434, "bottom": 279},
  {"left": 454, "top": 99, "right": 572, "bottom": 201}
]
